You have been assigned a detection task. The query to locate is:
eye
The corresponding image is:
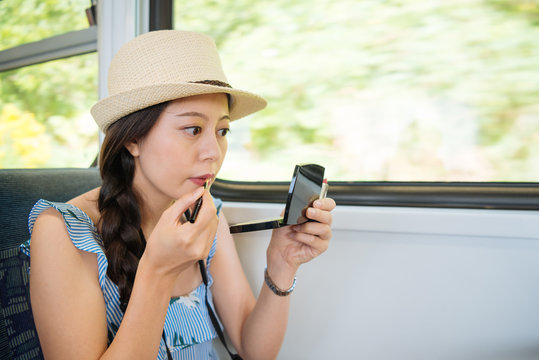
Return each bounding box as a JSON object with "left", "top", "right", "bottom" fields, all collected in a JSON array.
[
  {"left": 218, "top": 128, "right": 231, "bottom": 137},
  {"left": 184, "top": 126, "right": 202, "bottom": 136}
]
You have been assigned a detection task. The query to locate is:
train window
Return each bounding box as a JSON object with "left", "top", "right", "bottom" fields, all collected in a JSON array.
[
  {"left": 0, "top": 0, "right": 98, "bottom": 169},
  {"left": 0, "top": 0, "right": 91, "bottom": 51},
  {"left": 174, "top": 0, "right": 539, "bottom": 182},
  {"left": 0, "top": 54, "right": 98, "bottom": 168}
]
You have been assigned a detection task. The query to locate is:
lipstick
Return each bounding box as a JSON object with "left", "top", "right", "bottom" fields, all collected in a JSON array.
[
  {"left": 189, "top": 179, "right": 207, "bottom": 223},
  {"left": 319, "top": 178, "right": 328, "bottom": 199}
]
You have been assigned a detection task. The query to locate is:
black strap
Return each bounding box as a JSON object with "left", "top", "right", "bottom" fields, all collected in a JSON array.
[
  {"left": 162, "top": 330, "right": 173, "bottom": 360},
  {"left": 136, "top": 229, "right": 240, "bottom": 359},
  {"left": 160, "top": 263, "right": 241, "bottom": 359},
  {"left": 198, "top": 260, "right": 243, "bottom": 360}
]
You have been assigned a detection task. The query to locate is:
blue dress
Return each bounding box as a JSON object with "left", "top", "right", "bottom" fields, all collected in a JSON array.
[{"left": 21, "top": 198, "right": 221, "bottom": 359}]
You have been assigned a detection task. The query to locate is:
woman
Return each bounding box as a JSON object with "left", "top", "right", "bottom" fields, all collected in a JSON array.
[{"left": 25, "top": 30, "right": 335, "bottom": 359}]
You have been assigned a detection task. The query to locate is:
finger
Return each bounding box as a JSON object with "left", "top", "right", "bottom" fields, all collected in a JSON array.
[
  {"left": 313, "top": 197, "right": 336, "bottom": 211},
  {"left": 305, "top": 206, "right": 333, "bottom": 226},
  {"left": 187, "top": 194, "right": 219, "bottom": 259},
  {"left": 183, "top": 192, "right": 219, "bottom": 246},
  {"left": 165, "top": 186, "right": 205, "bottom": 223},
  {"left": 180, "top": 214, "right": 218, "bottom": 261},
  {"left": 292, "top": 230, "right": 330, "bottom": 253},
  {"left": 185, "top": 227, "right": 215, "bottom": 261},
  {"left": 187, "top": 191, "right": 217, "bottom": 225},
  {"left": 294, "top": 221, "right": 332, "bottom": 241}
]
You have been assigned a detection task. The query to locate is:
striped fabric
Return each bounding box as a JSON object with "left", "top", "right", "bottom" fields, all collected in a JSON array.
[{"left": 21, "top": 198, "right": 222, "bottom": 359}]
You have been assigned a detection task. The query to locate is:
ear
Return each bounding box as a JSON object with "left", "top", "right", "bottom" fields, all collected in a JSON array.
[{"left": 124, "top": 140, "right": 140, "bottom": 157}]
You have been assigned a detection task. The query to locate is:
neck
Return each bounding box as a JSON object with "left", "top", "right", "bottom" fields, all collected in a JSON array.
[
  {"left": 137, "top": 190, "right": 173, "bottom": 236},
  {"left": 129, "top": 172, "right": 174, "bottom": 236},
  {"left": 130, "top": 162, "right": 183, "bottom": 236}
]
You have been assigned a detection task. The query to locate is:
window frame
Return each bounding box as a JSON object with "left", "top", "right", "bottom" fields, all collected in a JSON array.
[
  {"left": 0, "top": 27, "right": 97, "bottom": 72},
  {"left": 2, "top": 0, "right": 538, "bottom": 211},
  {"left": 211, "top": 179, "right": 539, "bottom": 210}
]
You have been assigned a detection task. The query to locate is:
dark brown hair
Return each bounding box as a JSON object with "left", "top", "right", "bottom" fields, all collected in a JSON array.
[{"left": 97, "top": 102, "right": 169, "bottom": 311}]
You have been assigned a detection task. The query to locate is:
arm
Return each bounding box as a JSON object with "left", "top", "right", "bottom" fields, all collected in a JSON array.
[
  {"left": 211, "top": 197, "right": 336, "bottom": 360},
  {"left": 30, "top": 187, "right": 216, "bottom": 359},
  {"left": 30, "top": 208, "right": 177, "bottom": 359}
]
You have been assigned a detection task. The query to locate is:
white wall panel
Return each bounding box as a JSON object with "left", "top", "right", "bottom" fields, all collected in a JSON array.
[{"left": 224, "top": 202, "right": 539, "bottom": 360}]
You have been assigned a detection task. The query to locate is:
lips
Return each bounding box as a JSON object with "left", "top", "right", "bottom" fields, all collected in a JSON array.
[{"left": 190, "top": 174, "right": 213, "bottom": 186}]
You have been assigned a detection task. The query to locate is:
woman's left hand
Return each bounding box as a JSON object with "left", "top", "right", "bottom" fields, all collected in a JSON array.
[{"left": 266, "top": 197, "right": 336, "bottom": 275}]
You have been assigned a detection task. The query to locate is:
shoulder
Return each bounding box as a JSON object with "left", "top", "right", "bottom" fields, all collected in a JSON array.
[
  {"left": 30, "top": 198, "right": 101, "bottom": 295},
  {"left": 30, "top": 190, "right": 102, "bottom": 261},
  {"left": 29, "top": 187, "right": 101, "bottom": 237},
  {"left": 217, "top": 209, "right": 231, "bottom": 235},
  {"left": 30, "top": 205, "right": 86, "bottom": 270},
  {"left": 32, "top": 206, "right": 70, "bottom": 242},
  {"left": 68, "top": 187, "right": 101, "bottom": 226},
  {"left": 214, "top": 210, "right": 236, "bottom": 258},
  {"left": 212, "top": 196, "right": 223, "bottom": 214}
]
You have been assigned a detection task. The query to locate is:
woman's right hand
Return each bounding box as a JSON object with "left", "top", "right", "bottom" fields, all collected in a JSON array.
[{"left": 141, "top": 187, "right": 218, "bottom": 278}]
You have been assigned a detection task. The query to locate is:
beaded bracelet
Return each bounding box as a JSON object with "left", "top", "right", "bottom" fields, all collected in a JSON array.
[{"left": 264, "top": 267, "right": 297, "bottom": 296}]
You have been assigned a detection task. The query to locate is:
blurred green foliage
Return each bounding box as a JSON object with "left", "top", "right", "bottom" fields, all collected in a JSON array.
[
  {"left": 0, "top": 0, "right": 89, "bottom": 51},
  {"left": 176, "top": 0, "right": 539, "bottom": 181},
  {"left": 0, "top": 0, "right": 98, "bottom": 168},
  {"left": 487, "top": 0, "right": 539, "bottom": 25},
  {"left": 0, "top": 0, "right": 537, "bottom": 180},
  {"left": 0, "top": 104, "right": 51, "bottom": 167}
]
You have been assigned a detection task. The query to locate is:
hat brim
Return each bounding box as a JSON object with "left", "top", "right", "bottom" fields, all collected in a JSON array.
[{"left": 91, "top": 83, "right": 267, "bottom": 132}]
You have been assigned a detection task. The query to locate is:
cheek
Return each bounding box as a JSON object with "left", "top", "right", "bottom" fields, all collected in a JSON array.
[
  {"left": 138, "top": 139, "right": 191, "bottom": 188},
  {"left": 142, "top": 137, "right": 171, "bottom": 160},
  {"left": 139, "top": 134, "right": 190, "bottom": 170},
  {"left": 219, "top": 140, "right": 228, "bottom": 162},
  {"left": 221, "top": 140, "right": 228, "bottom": 156}
]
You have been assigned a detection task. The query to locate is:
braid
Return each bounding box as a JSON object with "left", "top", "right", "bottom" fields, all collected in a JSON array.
[{"left": 97, "top": 102, "right": 168, "bottom": 310}]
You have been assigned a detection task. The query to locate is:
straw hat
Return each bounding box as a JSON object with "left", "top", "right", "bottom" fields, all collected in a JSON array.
[{"left": 91, "top": 30, "right": 267, "bottom": 132}]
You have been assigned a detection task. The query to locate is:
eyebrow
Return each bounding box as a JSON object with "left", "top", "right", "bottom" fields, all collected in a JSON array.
[{"left": 175, "top": 111, "right": 230, "bottom": 122}]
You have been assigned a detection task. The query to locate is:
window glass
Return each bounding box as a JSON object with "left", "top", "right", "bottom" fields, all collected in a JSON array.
[
  {"left": 0, "top": 0, "right": 91, "bottom": 51},
  {"left": 0, "top": 54, "right": 98, "bottom": 168},
  {"left": 175, "top": 0, "right": 539, "bottom": 182}
]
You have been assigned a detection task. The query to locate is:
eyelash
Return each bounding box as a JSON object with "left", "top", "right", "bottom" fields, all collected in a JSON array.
[
  {"left": 183, "top": 126, "right": 230, "bottom": 137},
  {"left": 218, "top": 128, "right": 231, "bottom": 137},
  {"left": 184, "top": 126, "right": 202, "bottom": 136}
]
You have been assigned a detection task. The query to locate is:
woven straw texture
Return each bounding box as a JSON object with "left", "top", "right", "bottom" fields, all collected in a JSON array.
[{"left": 91, "top": 30, "right": 266, "bottom": 131}]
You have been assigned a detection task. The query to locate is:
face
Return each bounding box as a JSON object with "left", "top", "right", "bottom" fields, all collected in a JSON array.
[{"left": 126, "top": 93, "right": 230, "bottom": 205}]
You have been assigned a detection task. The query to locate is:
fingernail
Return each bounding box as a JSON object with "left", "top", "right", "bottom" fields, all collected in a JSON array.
[{"left": 314, "top": 200, "right": 321, "bottom": 208}]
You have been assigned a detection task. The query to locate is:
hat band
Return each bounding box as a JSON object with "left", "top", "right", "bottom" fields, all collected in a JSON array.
[{"left": 189, "top": 80, "right": 232, "bottom": 88}]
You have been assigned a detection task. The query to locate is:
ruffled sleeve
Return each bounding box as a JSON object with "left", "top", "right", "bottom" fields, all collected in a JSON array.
[
  {"left": 25, "top": 199, "right": 109, "bottom": 285},
  {"left": 22, "top": 199, "right": 124, "bottom": 338}
]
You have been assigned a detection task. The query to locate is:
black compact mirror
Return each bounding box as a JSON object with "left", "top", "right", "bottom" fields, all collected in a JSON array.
[{"left": 229, "top": 164, "right": 325, "bottom": 233}]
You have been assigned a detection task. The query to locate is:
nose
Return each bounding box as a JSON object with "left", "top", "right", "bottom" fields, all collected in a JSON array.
[{"left": 198, "top": 132, "right": 222, "bottom": 162}]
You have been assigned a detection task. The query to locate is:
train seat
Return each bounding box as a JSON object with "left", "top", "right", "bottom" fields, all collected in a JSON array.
[{"left": 0, "top": 168, "right": 100, "bottom": 359}]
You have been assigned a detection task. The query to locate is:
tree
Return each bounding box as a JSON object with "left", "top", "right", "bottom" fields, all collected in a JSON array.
[
  {"left": 176, "top": 0, "right": 539, "bottom": 181},
  {"left": 0, "top": 0, "right": 98, "bottom": 168}
]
